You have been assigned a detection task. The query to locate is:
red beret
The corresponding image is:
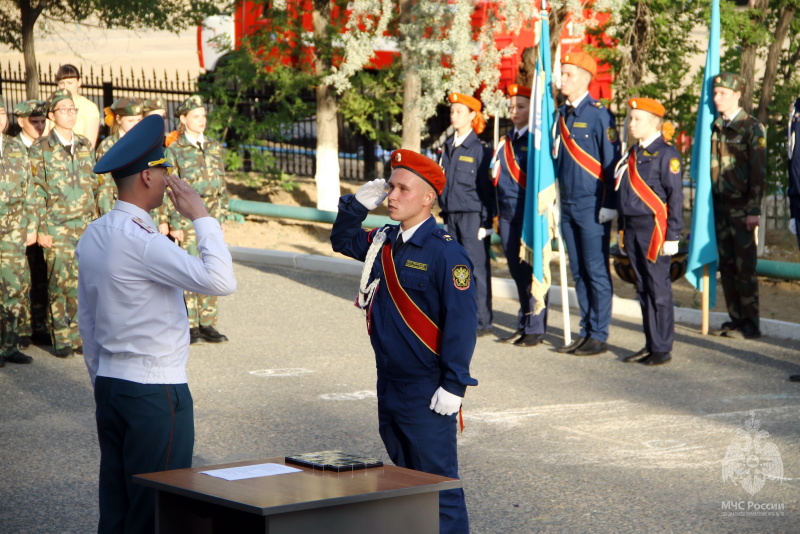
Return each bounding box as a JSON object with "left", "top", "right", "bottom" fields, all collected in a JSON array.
[
  {"left": 507, "top": 84, "right": 532, "bottom": 99},
  {"left": 448, "top": 93, "right": 482, "bottom": 113},
  {"left": 628, "top": 97, "right": 666, "bottom": 118},
  {"left": 390, "top": 149, "right": 446, "bottom": 195},
  {"left": 561, "top": 52, "right": 597, "bottom": 77}
]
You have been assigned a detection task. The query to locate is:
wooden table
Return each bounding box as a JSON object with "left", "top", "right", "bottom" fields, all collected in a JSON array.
[{"left": 133, "top": 457, "right": 460, "bottom": 534}]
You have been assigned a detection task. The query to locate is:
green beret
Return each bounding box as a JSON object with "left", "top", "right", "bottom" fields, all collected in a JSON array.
[
  {"left": 175, "top": 95, "right": 204, "bottom": 118},
  {"left": 14, "top": 99, "right": 47, "bottom": 117},
  {"left": 142, "top": 97, "right": 166, "bottom": 114},
  {"left": 47, "top": 89, "right": 74, "bottom": 113},
  {"left": 109, "top": 97, "right": 144, "bottom": 117},
  {"left": 714, "top": 72, "right": 745, "bottom": 93}
]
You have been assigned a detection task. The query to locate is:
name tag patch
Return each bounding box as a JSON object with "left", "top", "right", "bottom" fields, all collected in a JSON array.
[
  {"left": 573, "top": 122, "right": 588, "bottom": 128},
  {"left": 458, "top": 155, "right": 474, "bottom": 163},
  {"left": 405, "top": 260, "right": 428, "bottom": 271}
]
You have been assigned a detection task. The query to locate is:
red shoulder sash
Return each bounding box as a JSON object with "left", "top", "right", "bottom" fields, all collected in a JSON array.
[
  {"left": 502, "top": 135, "right": 527, "bottom": 189},
  {"left": 559, "top": 115, "right": 603, "bottom": 181},
  {"left": 627, "top": 150, "right": 667, "bottom": 262}
]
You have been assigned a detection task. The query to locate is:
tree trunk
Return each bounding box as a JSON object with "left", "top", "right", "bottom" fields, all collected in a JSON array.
[
  {"left": 312, "top": 0, "right": 340, "bottom": 212},
  {"left": 20, "top": 0, "right": 41, "bottom": 99},
  {"left": 398, "top": 0, "right": 421, "bottom": 152},
  {"left": 739, "top": 0, "right": 769, "bottom": 114},
  {"left": 755, "top": 5, "right": 796, "bottom": 123}
]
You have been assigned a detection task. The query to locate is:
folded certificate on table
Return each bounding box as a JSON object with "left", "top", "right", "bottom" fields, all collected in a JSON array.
[{"left": 200, "top": 463, "right": 302, "bottom": 481}]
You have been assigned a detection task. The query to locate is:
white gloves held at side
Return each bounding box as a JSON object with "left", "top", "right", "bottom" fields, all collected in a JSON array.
[
  {"left": 477, "top": 228, "right": 494, "bottom": 240},
  {"left": 430, "top": 387, "right": 462, "bottom": 416},
  {"left": 790, "top": 218, "right": 797, "bottom": 236},
  {"left": 355, "top": 178, "right": 388, "bottom": 211},
  {"left": 661, "top": 240, "right": 679, "bottom": 256},
  {"left": 598, "top": 208, "right": 617, "bottom": 224}
]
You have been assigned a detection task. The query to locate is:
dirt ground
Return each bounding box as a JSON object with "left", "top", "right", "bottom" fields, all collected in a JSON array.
[{"left": 224, "top": 174, "right": 800, "bottom": 325}]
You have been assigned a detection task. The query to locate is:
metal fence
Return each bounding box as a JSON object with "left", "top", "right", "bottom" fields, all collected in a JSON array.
[{"left": 0, "top": 61, "right": 196, "bottom": 142}]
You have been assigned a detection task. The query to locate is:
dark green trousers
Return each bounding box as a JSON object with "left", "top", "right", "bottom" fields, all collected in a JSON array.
[{"left": 94, "top": 377, "right": 194, "bottom": 534}]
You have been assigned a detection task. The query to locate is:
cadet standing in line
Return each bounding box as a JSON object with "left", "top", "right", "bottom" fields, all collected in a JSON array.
[
  {"left": 95, "top": 97, "right": 144, "bottom": 215},
  {"left": 14, "top": 100, "right": 50, "bottom": 348},
  {"left": 0, "top": 96, "right": 35, "bottom": 366},
  {"left": 30, "top": 89, "right": 97, "bottom": 357},
  {"left": 616, "top": 98, "right": 683, "bottom": 366},
  {"left": 78, "top": 115, "right": 236, "bottom": 534},
  {"left": 165, "top": 95, "right": 231, "bottom": 344},
  {"left": 554, "top": 52, "right": 621, "bottom": 356},
  {"left": 491, "top": 84, "right": 549, "bottom": 347},
  {"left": 439, "top": 92, "right": 495, "bottom": 336},
  {"left": 711, "top": 73, "right": 766, "bottom": 340},
  {"left": 331, "top": 150, "right": 478, "bottom": 534},
  {"left": 55, "top": 64, "right": 100, "bottom": 147}
]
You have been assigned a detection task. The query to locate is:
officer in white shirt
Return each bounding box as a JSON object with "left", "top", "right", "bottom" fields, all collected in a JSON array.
[{"left": 76, "top": 115, "right": 237, "bottom": 534}]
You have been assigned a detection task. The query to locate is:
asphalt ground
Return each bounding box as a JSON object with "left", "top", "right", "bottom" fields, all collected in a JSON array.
[{"left": 1, "top": 259, "right": 798, "bottom": 534}]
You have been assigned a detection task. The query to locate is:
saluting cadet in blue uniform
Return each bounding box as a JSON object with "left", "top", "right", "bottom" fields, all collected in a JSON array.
[
  {"left": 491, "top": 84, "right": 548, "bottom": 346},
  {"left": 788, "top": 97, "right": 800, "bottom": 250},
  {"left": 616, "top": 98, "right": 683, "bottom": 366},
  {"left": 554, "top": 52, "right": 621, "bottom": 356},
  {"left": 77, "top": 116, "right": 237, "bottom": 534},
  {"left": 331, "top": 150, "right": 478, "bottom": 534},
  {"left": 439, "top": 93, "right": 495, "bottom": 335}
]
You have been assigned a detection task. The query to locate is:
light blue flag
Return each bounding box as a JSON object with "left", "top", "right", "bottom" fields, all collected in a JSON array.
[
  {"left": 521, "top": 1, "right": 557, "bottom": 314},
  {"left": 685, "top": 0, "right": 720, "bottom": 307}
]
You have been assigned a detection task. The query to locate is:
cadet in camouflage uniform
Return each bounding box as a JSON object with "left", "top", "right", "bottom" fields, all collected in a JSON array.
[
  {"left": 14, "top": 100, "right": 50, "bottom": 348},
  {"left": 30, "top": 89, "right": 97, "bottom": 357},
  {"left": 165, "top": 95, "right": 231, "bottom": 343},
  {"left": 1, "top": 96, "right": 36, "bottom": 366},
  {"left": 95, "top": 97, "right": 144, "bottom": 215},
  {"left": 711, "top": 73, "right": 767, "bottom": 340}
]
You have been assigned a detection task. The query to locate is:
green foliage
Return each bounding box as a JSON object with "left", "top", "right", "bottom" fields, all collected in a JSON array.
[{"left": 338, "top": 65, "right": 403, "bottom": 148}]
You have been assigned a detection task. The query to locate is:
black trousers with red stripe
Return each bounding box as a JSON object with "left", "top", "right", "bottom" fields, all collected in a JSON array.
[{"left": 94, "top": 377, "right": 194, "bottom": 534}]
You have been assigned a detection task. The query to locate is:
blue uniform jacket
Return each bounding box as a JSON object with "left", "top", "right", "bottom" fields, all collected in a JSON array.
[
  {"left": 789, "top": 98, "right": 800, "bottom": 220},
  {"left": 617, "top": 136, "right": 684, "bottom": 242},
  {"left": 330, "top": 195, "right": 479, "bottom": 397},
  {"left": 555, "top": 96, "right": 621, "bottom": 209},
  {"left": 439, "top": 130, "right": 495, "bottom": 227},
  {"left": 492, "top": 130, "right": 528, "bottom": 221}
]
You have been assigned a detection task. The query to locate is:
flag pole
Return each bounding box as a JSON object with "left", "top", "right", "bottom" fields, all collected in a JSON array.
[
  {"left": 702, "top": 265, "right": 709, "bottom": 334},
  {"left": 554, "top": 190, "right": 571, "bottom": 345}
]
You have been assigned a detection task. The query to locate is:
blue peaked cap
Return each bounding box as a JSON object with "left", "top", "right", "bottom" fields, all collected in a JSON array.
[{"left": 94, "top": 114, "right": 173, "bottom": 179}]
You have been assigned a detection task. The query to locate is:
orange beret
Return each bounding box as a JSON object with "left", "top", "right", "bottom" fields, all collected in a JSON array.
[
  {"left": 628, "top": 97, "right": 665, "bottom": 118},
  {"left": 448, "top": 93, "right": 482, "bottom": 113},
  {"left": 561, "top": 52, "right": 597, "bottom": 77},
  {"left": 390, "top": 149, "right": 446, "bottom": 195},
  {"left": 507, "top": 84, "right": 532, "bottom": 99}
]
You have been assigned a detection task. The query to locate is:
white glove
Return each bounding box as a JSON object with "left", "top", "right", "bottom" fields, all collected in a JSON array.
[
  {"left": 355, "top": 178, "right": 388, "bottom": 210},
  {"left": 429, "top": 387, "right": 462, "bottom": 416},
  {"left": 662, "top": 240, "right": 679, "bottom": 256},
  {"left": 477, "top": 227, "right": 494, "bottom": 240},
  {"left": 598, "top": 208, "right": 617, "bottom": 224},
  {"left": 790, "top": 218, "right": 797, "bottom": 236}
]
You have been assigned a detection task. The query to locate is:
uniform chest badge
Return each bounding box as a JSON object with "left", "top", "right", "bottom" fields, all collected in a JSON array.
[
  {"left": 573, "top": 122, "right": 588, "bottom": 128},
  {"left": 405, "top": 260, "right": 428, "bottom": 271},
  {"left": 458, "top": 155, "right": 475, "bottom": 163},
  {"left": 607, "top": 128, "right": 618, "bottom": 143},
  {"left": 669, "top": 158, "right": 681, "bottom": 174},
  {"left": 452, "top": 265, "right": 471, "bottom": 290},
  {"left": 132, "top": 217, "right": 156, "bottom": 233}
]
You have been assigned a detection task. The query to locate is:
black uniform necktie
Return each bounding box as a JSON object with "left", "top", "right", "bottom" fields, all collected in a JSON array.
[{"left": 394, "top": 233, "right": 404, "bottom": 253}]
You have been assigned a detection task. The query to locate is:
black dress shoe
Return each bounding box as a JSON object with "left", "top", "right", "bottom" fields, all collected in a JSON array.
[
  {"left": 199, "top": 326, "right": 229, "bottom": 343},
  {"left": 190, "top": 327, "right": 204, "bottom": 344},
  {"left": 573, "top": 338, "right": 608, "bottom": 356},
  {"left": 17, "top": 336, "right": 31, "bottom": 349},
  {"left": 789, "top": 375, "right": 800, "bottom": 382},
  {"left": 477, "top": 328, "right": 494, "bottom": 338},
  {"left": 723, "top": 324, "right": 761, "bottom": 340},
  {"left": 623, "top": 348, "right": 650, "bottom": 363},
  {"left": 719, "top": 320, "right": 741, "bottom": 332},
  {"left": 54, "top": 347, "right": 73, "bottom": 358},
  {"left": 513, "top": 334, "right": 544, "bottom": 347},
  {"left": 640, "top": 352, "right": 672, "bottom": 366},
  {"left": 499, "top": 330, "right": 524, "bottom": 343},
  {"left": 5, "top": 351, "right": 33, "bottom": 364},
  {"left": 556, "top": 337, "right": 586, "bottom": 354}
]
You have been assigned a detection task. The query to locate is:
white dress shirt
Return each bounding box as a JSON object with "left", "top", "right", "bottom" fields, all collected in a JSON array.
[{"left": 77, "top": 201, "right": 236, "bottom": 386}]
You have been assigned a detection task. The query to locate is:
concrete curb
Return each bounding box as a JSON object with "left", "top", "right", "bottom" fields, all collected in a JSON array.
[{"left": 230, "top": 246, "right": 800, "bottom": 342}]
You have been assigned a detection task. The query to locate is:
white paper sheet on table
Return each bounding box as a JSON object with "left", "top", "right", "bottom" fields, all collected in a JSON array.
[{"left": 200, "top": 463, "right": 302, "bottom": 481}]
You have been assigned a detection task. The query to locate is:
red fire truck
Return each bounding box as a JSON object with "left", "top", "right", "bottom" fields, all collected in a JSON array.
[{"left": 198, "top": 1, "right": 613, "bottom": 100}]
